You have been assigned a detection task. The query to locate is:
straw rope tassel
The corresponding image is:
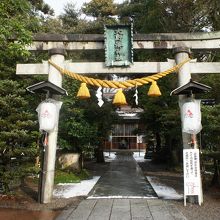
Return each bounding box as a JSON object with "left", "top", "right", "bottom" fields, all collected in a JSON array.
[
  {"left": 148, "top": 81, "right": 161, "bottom": 97},
  {"left": 113, "top": 89, "right": 127, "bottom": 106},
  {"left": 77, "top": 83, "right": 90, "bottom": 99}
]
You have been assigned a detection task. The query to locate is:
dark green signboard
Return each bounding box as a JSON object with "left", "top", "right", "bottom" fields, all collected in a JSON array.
[{"left": 104, "top": 25, "right": 133, "bottom": 67}]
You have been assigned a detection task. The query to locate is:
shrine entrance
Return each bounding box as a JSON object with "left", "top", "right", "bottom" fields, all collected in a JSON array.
[
  {"left": 107, "top": 109, "right": 146, "bottom": 151},
  {"left": 16, "top": 28, "right": 220, "bottom": 204}
]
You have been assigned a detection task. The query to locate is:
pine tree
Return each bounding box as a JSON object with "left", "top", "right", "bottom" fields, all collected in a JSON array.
[{"left": 0, "top": 0, "right": 52, "bottom": 193}]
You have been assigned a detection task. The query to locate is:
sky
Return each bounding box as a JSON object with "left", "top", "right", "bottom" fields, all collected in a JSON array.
[{"left": 44, "top": 0, "right": 125, "bottom": 16}]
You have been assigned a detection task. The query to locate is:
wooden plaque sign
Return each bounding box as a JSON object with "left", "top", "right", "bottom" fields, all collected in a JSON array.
[{"left": 104, "top": 24, "right": 133, "bottom": 67}]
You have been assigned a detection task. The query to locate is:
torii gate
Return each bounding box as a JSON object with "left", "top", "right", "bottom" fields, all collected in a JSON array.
[{"left": 16, "top": 31, "right": 220, "bottom": 203}]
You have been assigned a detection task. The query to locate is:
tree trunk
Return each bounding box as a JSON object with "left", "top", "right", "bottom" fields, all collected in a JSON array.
[
  {"left": 95, "top": 144, "right": 105, "bottom": 163},
  {"left": 79, "top": 153, "right": 83, "bottom": 171},
  {"left": 155, "top": 132, "right": 161, "bottom": 152},
  {"left": 211, "top": 159, "right": 220, "bottom": 186}
]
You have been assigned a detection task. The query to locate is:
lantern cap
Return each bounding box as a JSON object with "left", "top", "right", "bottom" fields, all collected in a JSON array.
[
  {"left": 26, "top": 81, "right": 68, "bottom": 96},
  {"left": 170, "top": 80, "right": 211, "bottom": 96}
]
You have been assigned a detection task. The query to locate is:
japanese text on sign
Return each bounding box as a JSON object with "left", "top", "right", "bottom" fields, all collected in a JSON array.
[
  {"left": 104, "top": 25, "right": 133, "bottom": 67},
  {"left": 183, "top": 149, "right": 201, "bottom": 196}
]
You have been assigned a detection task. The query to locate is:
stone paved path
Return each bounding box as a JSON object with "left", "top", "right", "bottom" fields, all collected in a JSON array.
[
  {"left": 56, "top": 152, "right": 187, "bottom": 220},
  {"left": 56, "top": 198, "right": 187, "bottom": 220},
  {"left": 88, "top": 152, "right": 157, "bottom": 198}
]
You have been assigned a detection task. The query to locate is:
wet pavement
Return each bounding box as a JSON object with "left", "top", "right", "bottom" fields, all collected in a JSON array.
[
  {"left": 56, "top": 152, "right": 187, "bottom": 220},
  {"left": 88, "top": 152, "right": 157, "bottom": 198},
  {"left": 1, "top": 152, "right": 187, "bottom": 220}
]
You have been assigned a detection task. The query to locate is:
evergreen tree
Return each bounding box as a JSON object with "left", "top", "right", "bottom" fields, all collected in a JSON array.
[
  {"left": 81, "top": 0, "right": 118, "bottom": 33},
  {"left": 0, "top": 0, "right": 51, "bottom": 193}
]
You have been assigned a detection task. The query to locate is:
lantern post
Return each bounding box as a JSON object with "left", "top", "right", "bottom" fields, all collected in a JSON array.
[
  {"left": 41, "top": 49, "right": 65, "bottom": 203},
  {"left": 26, "top": 49, "right": 67, "bottom": 203},
  {"left": 171, "top": 78, "right": 211, "bottom": 206}
]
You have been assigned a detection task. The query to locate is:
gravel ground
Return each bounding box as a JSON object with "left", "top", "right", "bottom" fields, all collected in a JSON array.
[
  {"left": 0, "top": 194, "right": 84, "bottom": 211},
  {"left": 0, "top": 160, "right": 109, "bottom": 212},
  {"left": 172, "top": 186, "right": 220, "bottom": 220},
  {"left": 0, "top": 176, "right": 85, "bottom": 215}
]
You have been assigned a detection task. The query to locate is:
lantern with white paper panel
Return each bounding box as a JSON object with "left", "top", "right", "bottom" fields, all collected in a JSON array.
[
  {"left": 181, "top": 100, "right": 202, "bottom": 134},
  {"left": 26, "top": 81, "right": 66, "bottom": 132},
  {"left": 171, "top": 80, "right": 211, "bottom": 135},
  {"left": 37, "top": 101, "right": 57, "bottom": 132}
]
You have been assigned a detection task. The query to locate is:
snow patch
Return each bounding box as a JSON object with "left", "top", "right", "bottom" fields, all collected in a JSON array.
[
  {"left": 87, "top": 195, "right": 157, "bottom": 199},
  {"left": 104, "top": 152, "right": 116, "bottom": 162},
  {"left": 147, "top": 176, "right": 183, "bottom": 200},
  {"left": 133, "top": 151, "right": 150, "bottom": 162},
  {"left": 53, "top": 176, "right": 100, "bottom": 198},
  {"left": 104, "top": 151, "right": 150, "bottom": 162}
]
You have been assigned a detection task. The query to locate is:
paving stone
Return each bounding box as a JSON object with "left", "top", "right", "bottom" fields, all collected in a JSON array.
[
  {"left": 130, "top": 199, "right": 152, "bottom": 219},
  {"left": 110, "top": 199, "right": 131, "bottom": 220},
  {"left": 88, "top": 199, "right": 113, "bottom": 220},
  {"left": 132, "top": 218, "right": 153, "bottom": 220},
  {"left": 67, "top": 199, "right": 97, "bottom": 220},
  {"left": 148, "top": 200, "right": 175, "bottom": 220},
  {"left": 150, "top": 211, "right": 175, "bottom": 220},
  {"left": 147, "top": 199, "right": 164, "bottom": 206}
]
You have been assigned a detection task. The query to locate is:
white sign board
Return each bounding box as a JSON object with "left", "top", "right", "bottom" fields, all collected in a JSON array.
[{"left": 183, "top": 149, "right": 202, "bottom": 206}]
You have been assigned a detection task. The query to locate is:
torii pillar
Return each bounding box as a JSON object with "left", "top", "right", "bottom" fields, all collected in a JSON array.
[
  {"left": 39, "top": 48, "right": 65, "bottom": 203},
  {"left": 174, "top": 47, "right": 192, "bottom": 149},
  {"left": 174, "top": 47, "right": 203, "bottom": 204}
]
